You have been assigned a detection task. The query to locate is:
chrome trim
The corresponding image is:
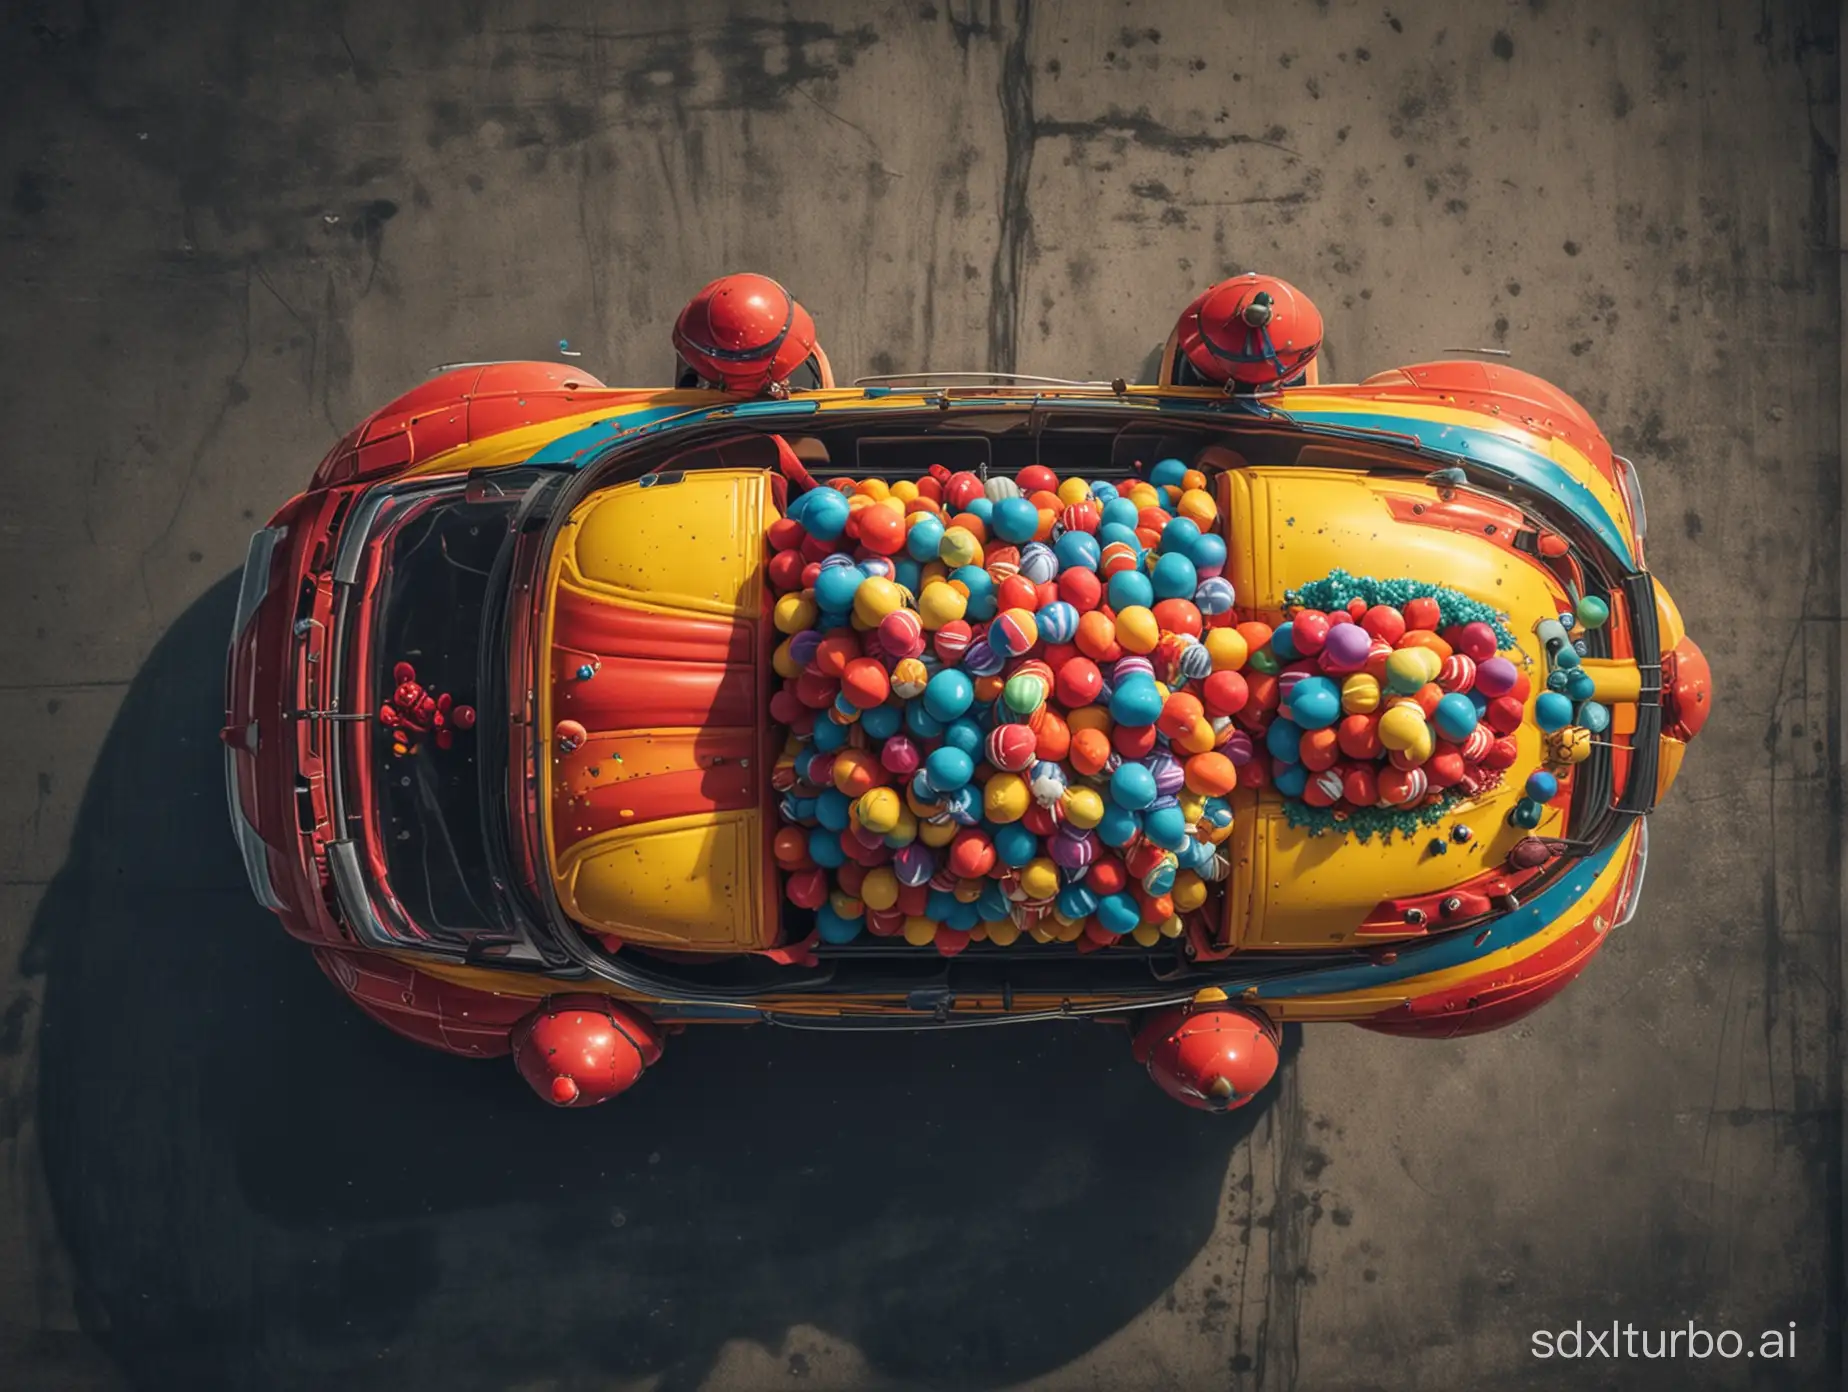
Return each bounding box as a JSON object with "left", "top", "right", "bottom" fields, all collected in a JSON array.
[
  {"left": 226, "top": 525, "right": 287, "bottom": 911},
  {"left": 1613, "top": 819, "right": 1649, "bottom": 930},
  {"left": 332, "top": 490, "right": 390, "bottom": 585},
  {"left": 850, "top": 371, "right": 1117, "bottom": 388},
  {"left": 327, "top": 839, "right": 398, "bottom": 949}
]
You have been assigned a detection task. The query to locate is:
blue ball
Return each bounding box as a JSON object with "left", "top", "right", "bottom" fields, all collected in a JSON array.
[
  {"left": 1055, "top": 530, "right": 1101, "bottom": 571},
  {"left": 1161, "top": 516, "right": 1202, "bottom": 554},
  {"left": 891, "top": 558, "right": 921, "bottom": 596},
  {"left": 1108, "top": 569, "right": 1154, "bottom": 611},
  {"left": 861, "top": 704, "right": 902, "bottom": 740},
  {"left": 1266, "top": 718, "right": 1305, "bottom": 765},
  {"left": 815, "top": 788, "right": 851, "bottom": 830},
  {"left": 943, "top": 718, "right": 985, "bottom": 756},
  {"left": 993, "top": 496, "right": 1041, "bottom": 544},
  {"left": 1272, "top": 763, "right": 1309, "bottom": 798},
  {"left": 905, "top": 702, "right": 945, "bottom": 739},
  {"left": 924, "top": 669, "right": 974, "bottom": 722},
  {"left": 1534, "top": 691, "right": 1574, "bottom": 733},
  {"left": 952, "top": 565, "right": 997, "bottom": 622},
  {"left": 1289, "top": 676, "right": 1342, "bottom": 731},
  {"left": 1098, "top": 804, "right": 1143, "bottom": 846},
  {"left": 1577, "top": 699, "right": 1612, "bottom": 734},
  {"left": 1019, "top": 542, "right": 1059, "bottom": 584},
  {"left": 808, "top": 826, "right": 847, "bottom": 867},
  {"left": 816, "top": 902, "right": 863, "bottom": 943},
  {"left": 1552, "top": 644, "right": 1580, "bottom": 670},
  {"left": 1097, "top": 521, "right": 1143, "bottom": 551},
  {"left": 812, "top": 564, "right": 862, "bottom": 613},
  {"left": 1058, "top": 884, "right": 1099, "bottom": 920},
  {"left": 1110, "top": 762, "right": 1158, "bottom": 810},
  {"left": 1037, "top": 600, "right": 1080, "bottom": 644},
  {"left": 925, "top": 745, "right": 974, "bottom": 791},
  {"left": 905, "top": 514, "right": 945, "bottom": 562},
  {"left": 1149, "top": 457, "right": 1188, "bottom": 488},
  {"left": 1270, "top": 621, "right": 1300, "bottom": 662},
  {"left": 1101, "top": 497, "right": 1141, "bottom": 531},
  {"left": 994, "top": 822, "right": 1039, "bottom": 867},
  {"left": 1110, "top": 675, "right": 1165, "bottom": 727},
  {"left": 1096, "top": 893, "right": 1142, "bottom": 935},
  {"left": 1526, "top": 770, "right": 1560, "bottom": 802},
  {"left": 942, "top": 785, "right": 981, "bottom": 826},
  {"left": 1190, "top": 532, "right": 1228, "bottom": 573},
  {"left": 1433, "top": 692, "right": 1480, "bottom": 741},
  {"left": 1546, "top": 668, "right": 1572, "bottom": 693},
  {"left": 944, "top": 898, "right": 980, "bottom": 931},
  {"left": 1151, "top": 551, "right": 1198, "bottom": 601},
  {"left": 965, "top": 496, "right": 994, "bottom": 525},
  {"left": 1091, "top": 481, "right": 1120, "bottom": 504},
  {"left": 1195, "top": 576, "right": 1236, "bottom": 615},
  {"left": 978, "top": 882, "right": 1012, "bottom": 920},
  {"left": 1566, "top": 668, "right": 1597, "bottom": 702},
  {"left": 1144, "top": 803, "right": 1188, "bottom": 850},
  {"left": 810, "top": 718, "right": 848, "bottom": 751},
  {"left": 926, "top": 889, "right": 957, "bottom": 921},
  {"left": 814, "top": 608, "right": 851, "bottom": 632},
  {"left": 799, "top": 488, "right": 850, "bottom": 541}
]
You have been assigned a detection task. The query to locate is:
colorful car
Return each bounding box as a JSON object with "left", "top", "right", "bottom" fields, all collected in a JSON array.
[{"left": 223, "top": 275, "right": 1708, "bottom": 1111}]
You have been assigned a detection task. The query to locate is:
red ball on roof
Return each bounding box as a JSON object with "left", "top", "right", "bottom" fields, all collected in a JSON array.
[{"left": 1018, "top": 464, "right": 1059, "bottom": 494}]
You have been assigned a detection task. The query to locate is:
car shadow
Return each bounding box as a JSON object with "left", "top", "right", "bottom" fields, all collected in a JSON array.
[{"left": 24, "top": 571, "right": 1296, "bottom": 1392}]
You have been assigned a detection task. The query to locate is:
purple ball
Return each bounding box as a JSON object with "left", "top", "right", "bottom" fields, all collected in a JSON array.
[
  {"left": 1112, "top": 654, "right": 1155, "bottom": 684},
  {"left": 1145, "top": 751, "right": 1185, "bottom": 796},
  {"left": 789, "top": 630, "right": 823, "bottom": 665},
  {"left": 1319, "top": 621, "right": 1373, "bottom": 672},
  {"left": 894, "top": 843, "right": 937, "bottom": 887},
  {"left": 1220, "top": 729, "right": 1255, "bottom": 766},
  {"left": 1475, "top": 655, "right": 1519, "bottom": 698},
  {"left": 1049, "top": 827, "right": 1097, "bottom": 869},
  {"left": 963, "top": 637, "right": 1006, "bottom": 676}
]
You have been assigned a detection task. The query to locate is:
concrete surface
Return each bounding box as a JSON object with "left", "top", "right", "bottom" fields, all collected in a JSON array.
[{"left": 0, "top": 0, "right": 1840, "bottom": 1388}]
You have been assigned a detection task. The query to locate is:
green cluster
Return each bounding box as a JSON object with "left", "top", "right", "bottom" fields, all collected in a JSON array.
[
  {"left": 1281, "top": 793, "right": 1458, "bottom": 842},
  {"left": 1283, "top": 569, "right": 1517, "bottom": 649}
]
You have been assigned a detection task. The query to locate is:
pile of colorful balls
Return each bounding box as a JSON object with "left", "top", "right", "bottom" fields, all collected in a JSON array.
[
  {"left": 1235, "top": 569, "right": 1542, "bottom": 839},
  {"left": 766, "top": 459, "right": 1241, "bottom": 954}
]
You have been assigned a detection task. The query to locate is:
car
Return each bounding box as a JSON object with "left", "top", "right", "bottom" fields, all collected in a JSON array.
[{"left": 224, "top": 274, "right": 1709, "bottom": 1111}]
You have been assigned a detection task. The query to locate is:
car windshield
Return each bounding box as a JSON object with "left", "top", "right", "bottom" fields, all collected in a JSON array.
[{"left": 369, "top": 487, "right": 524, "bottom": 938}]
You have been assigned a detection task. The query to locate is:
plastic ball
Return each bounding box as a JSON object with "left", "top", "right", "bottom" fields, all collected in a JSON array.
[
  {"left": 1525, "top": 770, "right": 1560, "bottom": 803},
  {"left": 1019, "top": 857, "right": 1060, "bottom": 901},
  {"left": 939, "top": 526, "right": 982, "bottom": 569},
  {"left": 1096, "top": 893, "right": 1141, "bottom": 936},
  {"left": 1110, "top": 675, "right": 1164, "bottom": 727},
  {"left": 1003, "top": 671, "right": 1048, "bottom": 715},
  {"left": 1203, "top": 629, "right": 1249, "bottom": 673},
  {"left": 1548, "top": 725, "right": 1593, "bottom": 764},
  {"left": 1054, "top": 530, "right": 1102, "bottom": 574},
  {"left": 1097, "top": 805, "right": 1142, "bottom": 847},
  {"left": 1151, "top": 551, "right": 1198, "bottom": 601},
  {"left": 1376, "top": 766, "right": 1428, "bottom": 807},
  {"left": 1361, "top": 605, "right": 1407, "bottom": 645},
  {"left": 984, "top": 773, "right": 1032, "bottom": 824},
  {"left": 1575, "top": 595, "right": 1610, "bottom": 630},
  {"left": 1565, "top": 668, "right": 1597, "bottom": 702},
  {"left": 1106, "top": 570, "right": 1154, "bottom": 616},
  {"left": 1432, "top": 691, "right": 1479, "bottom": 741},
  {"left": 1577, "top": 699, "right": 1612, "bottom": 734},
  {"left": 856, "top": 786, "right": 903, "bottom": 834},
  {"left": 992, "top": 496, "right": 1040, "bottom": 544},
  {"left": 1109, "top": 762, "right": 1157, "bottom": 810},
  {"left": 1272, "top": 763, "right": 1309, "bottom": 797},
  {"left": 1062, "top": 785, "right": 1106, "bottom": 829},
  {"left": 1319, "top": 622, "right": 1373, "bottom": 672},
  {"left": 1475, "top": 656, "right": 1518, "bottom": 698},
  {"left": 1098, "top": 541, "right": 1140, "bottom": 579},
  {"left": 1115, "top": 606, "right": 1160, "bottom": 655},
  {"left": 891, "top": 659, "right": 930, "bottom": 701},
  {"left": 916, "top": 581, "right": 968, "bottom": 631},
  {"left": 1055, "top": 655, "right": 1104, "bottom": 707},
  {"left": 1070, "top": 726, "right": 1113, "bottom": 776},
  {"left": 1017, "top": 541, "right": 1059, "bottom": 585},
  {"left": 993, "top": 821, "right": 1039, "bottom": 867},
  {"left": 923, "top": 669, "right": 974, "bottom": 722},
  {"left": 841, "top": 657, "right": 891, "bottom": 710},
  {"left": 980, "top": 722, "right": 1035, "bottom": 773},
  {"left": 1184, "top": 752, "right": 1237, "bottom": 796},
  {"left": 922, "top": 746, "right": 972, "bottom": 792},
  {"left": 812, "top": 565, "right": 862, "bottom": 614},
  {"left": 1377, "top": 703, "right": 1429, "bottom": 752},
  {"left": 1190, "top": 531, "right": 1228, "bottom": 575},
  {"left": 1286, "top": 676, "right": 1341, "bottom": 731},
  {"left": 1534, "top": 691, "right": 1574, "bottom": 733},
  {"left": 1385, "top": 647, "right": 1437, "bottom": 695},
  {"left": 989, "top": 608, "right": 1040, "bottom": 657},
  {"left": 1265, "top": 718, "right": 1304, "bottom": 765},
  {"left": 798, "top": 488, "right": 851, "bottom": 541}
]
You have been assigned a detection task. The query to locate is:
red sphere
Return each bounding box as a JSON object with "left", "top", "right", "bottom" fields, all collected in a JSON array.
[
  {"left": 672, "top": 273, "right": 820, "bottom": 396},
  {"left": 1171, "top": 273, "right": 1324, "bottom": 388},
  {"left": 1055, "top": 656, "right": 1104, "bottom": 707},
  {"left": 1403, "top": 596, "right": 1442, "bottom": 631},
  {"left": 1360, "top": 605, "right": 1406, "bottom": 645},
  {"left": 1017, "top": 464, "right": 1059, "bottom": 493},
  {"left": 1058, "top": 568, "right": 1103, "bottom": 613},
  {"left": 512, "top": 996, "right": 663, "bottom": 1108},
  {"left": 1133, "top": 1004, "right": 1281, "bottom": 1112}
]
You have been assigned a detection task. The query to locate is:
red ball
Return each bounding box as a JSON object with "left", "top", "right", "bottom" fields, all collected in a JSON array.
[
  {"left": 799, "top": 534, "right": 835, "bottom": 563},
  {"left": 1058, "top": 568, "right": 1103, "bottom": 613},
  {"left": 1485, "top": 695, "right": 1525, "bottom": 734},
  {"left": 1426, "top": 749, "right": 1465, "bottom": 787},
  {"left": 997, "top": 574, "right": 1041, "bottom": 612},
  {"left": 1455, "top": 621, "right": 1499, "bottom": 663},
  {"left": 1055, "top": 655, "right": 1104, "bottom": 706},
  {"left": 1088, "top": 855, "right": 1128, "bottom": 897},
  {"left": 767, "top": 549, "right": 806, "bottom": 592},
  {"left": 841, "top": 657, "right": 890, "bottom": 709},
  {"left": 944, "top": 471, "right": 984, "bottom": 510},
  {"left": 949, "top": 829, "right": 997, "bottom": 878},
  {"left": 1360, "top": 605, "right": 1406, "bottom": 645},
  {"left": 1151, "top": 598, "right": 1204, "bottom": 638},
  {"left": 1346, "top": 597, "right": 1370, "bottom": 619},
  {"left": 934, "top": 619, "right": 974, "bottom": 663},
  {"left": 985, "top": 723, "right": 1039, "bottom": 772},
  {"left": 786, "top": 867, "right": 829, "bottom": 909},
  {"left": 1032, "top": 707, "right": 1071, "bottom": 761},
  {"left": 1337, "top": 712, "right": 1383, "bottom": 761},
  {"left": 1017, "top": 464, "right": 1059, "bottom": 493},
  {"left": 1035, "top": 579, "right": 1061, "bottom": 610},
  {"left": 1342, "top": 763, "right": 1379, "bottom": 807},
  {"left": 1483, "top": 737, "right": 1519, "bottom": 769},
  {"left": 769, "top": 688, "right": 805, "bottom": 725},
  {"left": 1509, "top": 672, "right": 1532, "bottom": 702},
  {"left": 1291, "top": 610, "right": 1330, "bottom": 655},
  {"left": 1403, "top": 596, "right": 1442, "bottom": 631},
  {"left": 1021, "top": 803, "right": 1060, "bottom": 836},
  {"left": 1201, "top": 670, "right": 1250, "bottom": 718},
  {"left": 1113, "top": 723, "right": 1159, "bottom": 759},
  {"left": 856, "top": 506, "right": 906, "bottom": 555}
]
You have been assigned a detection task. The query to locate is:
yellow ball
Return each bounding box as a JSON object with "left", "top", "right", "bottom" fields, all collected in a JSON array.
[
  {"left": 1126, "top": 482, "right": 1160, "bottom": 510},
  {"left": 1029, "top": 925, "right": 1056, "bottom": 944},
  {"left": 774, "top": 592, "right": 817, "bottom": 635},
  {"left": 1377, "top": 703, "right": 1430, "bottom": 752},
  {"left": 1067, "top": 704, "right": 1113, "bottom": 734},
  {"left": 1131, "top": 923, "right": 1161, "bottom": 947},
  {"left": 902, "top": 915, "right": 938, "bottom": 946},
  {"left": 1384, "top": 647, "right": 1434, "bottom": 695},
  {"left": 939, "top": 525, "right": 982, "bottom": 569},
  {"left": 853, "top": 576, "right": 905, "bottom": 626},
  {"left": 905, "top": 784, "right": 944, "bottom": 819},
  {"left": 919, "top": 816, "right": 959, "bottom": 847},
  {"left": 1116, "top": 605, "right": 1160, "bottom": 654},
  {"left": 1204, "top": 628, "right": 1249, "bottom": 671},
  {"left": 1548, "top": 725, "right": 1593, "bottom": 765},
  {"left": 855, "top": 478, "right": 891, "bottom": 502},
  {"left": 1062, "top": 785, "right": 1106, "bottom": 828},
  {"left": 1171, "top": 870, "right": 1207, "bottom": 913},
  {"left": 1053, "top": 915, "right": 1085, "bottom": 942},
  {"left": 856, "top": 787, "right": 901, "bottom": 834},
  {"left": 1021, "top": 857, "right": 1060, "bottom": 901},
  {"left": 984, "top": 918, "right": 1021, "bottom": 946},
  {"left": 829, "top": 889, "right": 863, "bottom": 919},
  {"left": 861, "top": 867, "right": 899, "bottom": 912},
  {"left": 916, "top": 579, "right": 968, "bottom": 630},
  {"left": 772, "top": 638, "right": 803, "bottom": 679},
  {"left": 984, "top": 772, "right": 1031, "bottom": 824},
  {"left": 1341, "top": 673, "right": 1381, "bottom": 714},
  {"left": 1177, "top": 488, "right": 1218, "bottom": 527},
  {"left": 1158, "top": 914, "right": 1185, "bottom": 939},
  {"left": 1057, "top": 477, "right": 1091, "bottom": 506},
  {"left": 1178, "top": 792, "right": 1206, "bottom": 824},
  {"left": 954, "top": 877, "right": 985, "bottom": 903},
  {"left": 883, "top": 806, "right": 918, "bottom": 847},
  {"left": 890, "top": 479, "right": 919, "bottom": 505},
  {"left": 1173, "top": 718, "right": 1216, "bottom": 755}
]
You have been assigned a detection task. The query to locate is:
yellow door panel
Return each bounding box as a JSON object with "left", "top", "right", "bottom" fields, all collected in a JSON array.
[
  {"left": 558, "top": 810, "right": 765, "bottom": 950},
  {"left": 567, "top": 469, "right": 768, "bottom": 618}
]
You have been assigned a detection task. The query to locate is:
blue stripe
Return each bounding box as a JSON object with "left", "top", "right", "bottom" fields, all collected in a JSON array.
[
  {"left": 526, "top": 406, "right": 704, "bottom": 467},
  {"left": 1243, "top": 833, "right": 1627, "bottom": 1000},
  {"left": 1284, "top": 407, "right": 1636, "bottom": 568}
]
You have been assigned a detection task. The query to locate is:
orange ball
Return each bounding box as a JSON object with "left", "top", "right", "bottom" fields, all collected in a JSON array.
[
  {"left": 1411, "top": 683, "right": 1445, "bottom": 718},
  {"left": 1397, "top": 629, "right": 1454, "bottom": 661},
  {"left": 1299, "top": 726, "right": 1342, "bottom": 772},
  {"left": 1337, "top": 712, "right": 1383, "bottom": 760},
  {"left": 814, "top": 631, "right": 861, "bottom": 678},
  {"left": 773, "top": 825, "right": 813, "bottom": 868},
  {"left": 1071, "top": 726, "right": 1112, "bottom": 775},
  {"left": 840, "top": 657, "right": 890, "bottom": 709},
  {"left": 1157, "top": 691, "right": 1205, "bottom": 740},
  {"left": 1031, "top": 706, "right": 1071, "bottom": 761},
  {"left": 1235, "top": 620, "right": 1275, "bottom": 654},
  {"left": 1076, "top": 610, "right": 1121, "bottom": 662},
  {"left": 832, "top": 747, "right": 882, "bottom": 797},
  {"left": 856, "top": 503, "right": 906, "bottom": 555},
  {"left": 1067, "top": 704, "right": 1113, "bottom": 734},
  {"left": 949, "top": 511, "right": 988, "bottom": 543},
  {"left": 1184, "top": 752, "right": 1238, "bottom": 796}
]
